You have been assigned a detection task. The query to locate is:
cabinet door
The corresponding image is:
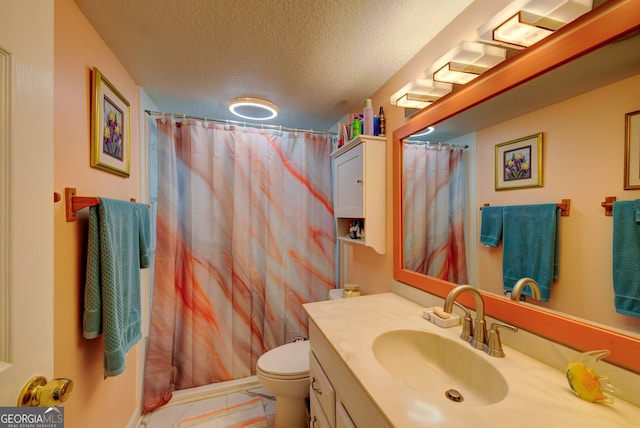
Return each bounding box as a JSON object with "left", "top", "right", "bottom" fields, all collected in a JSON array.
[
  {"left": 310, "top": 352, "right": 336, "bottom": 426},
  {"left": 336, "top": 401, "right": 357, "bottom": 428},
  {"left": 310, "top": 394, "right": 333, "bottom": 428},
  {"left": 333, "top": 144, "right": 363, "bottom": 218}
]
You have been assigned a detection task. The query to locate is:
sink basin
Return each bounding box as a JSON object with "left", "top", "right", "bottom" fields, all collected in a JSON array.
[{"left": 372, "top": 329, "right": 508, "bottom": 406}]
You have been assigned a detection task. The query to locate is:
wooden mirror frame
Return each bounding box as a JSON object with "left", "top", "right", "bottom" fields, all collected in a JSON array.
[{"left": 393, "top": 0, "right": 640, "bottom": 372}]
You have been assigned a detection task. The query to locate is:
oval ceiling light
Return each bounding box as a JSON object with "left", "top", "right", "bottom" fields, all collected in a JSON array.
[
  {"left": 412, "top": 127, "right": 435, "bottom": 137},
  {"left": 228, "top": 97, "right": 278, "bottom": 121}
]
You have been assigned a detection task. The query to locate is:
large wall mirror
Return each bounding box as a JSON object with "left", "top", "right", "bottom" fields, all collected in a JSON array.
[{"left": 393, "top": 0, "right": 640, "bottom": 372}]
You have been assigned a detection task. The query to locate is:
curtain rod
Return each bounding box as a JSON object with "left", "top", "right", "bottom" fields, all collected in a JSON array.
[{"left": 145, "top": 110, "right": 336, "bottom": 136}]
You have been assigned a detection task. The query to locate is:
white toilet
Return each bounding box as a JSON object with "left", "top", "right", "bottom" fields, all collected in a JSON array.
[{"left": 256, "top": 289, "right": 343, "bottom": 428}]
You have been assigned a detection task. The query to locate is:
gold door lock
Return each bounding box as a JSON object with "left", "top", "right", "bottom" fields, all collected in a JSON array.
[{"left": 18, "top": 376, "right": 73, "bottom": 407}]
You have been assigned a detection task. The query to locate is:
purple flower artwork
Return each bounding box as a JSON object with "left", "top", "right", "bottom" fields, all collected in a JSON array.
[
  {"left": 102, "top": 96, "right": 124, "bottom": 161},
  {"left": 503, "top": 145, "right": 531, "bottom": 181}
]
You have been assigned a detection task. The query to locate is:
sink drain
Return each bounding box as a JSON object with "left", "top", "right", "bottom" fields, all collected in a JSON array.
[{"left": 445, "top": 389, "right": 464, "bottom": 402}]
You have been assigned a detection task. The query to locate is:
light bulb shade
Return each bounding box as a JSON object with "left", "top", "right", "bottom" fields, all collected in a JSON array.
[
  {"left": 434, "top": 62, "right": 482, "bottom": 85},
  {"left": 493, "top": 11, "right": 560, "bottom": 48},
  {"left": 228, "top": 97, "right": 278, "bottom": 120},
  {"left": 427, "top": 41, "right": 506, "bottom": 85},
  {"left": 390, "top": 79, "right": 452, "bottom": 109},
  {"left": 477, "top": 0, "right": 593, "bottom": 49},
  {"left": 396, "top": 93, "right": 436, "bottom": 109}
]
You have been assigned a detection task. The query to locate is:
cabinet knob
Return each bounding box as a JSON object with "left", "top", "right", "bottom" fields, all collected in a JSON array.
[{"left": 356, "top": 179, "right": 363, "bottom": 184}]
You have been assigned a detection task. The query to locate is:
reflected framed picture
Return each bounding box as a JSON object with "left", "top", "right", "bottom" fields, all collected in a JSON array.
[
  {"left": 90, "top": 67, "right": 130, "bottom": 177},
  {"left": 495, "top": 132, "right": 543, "bottom": 191},
  {"left": 624, "top": 109, "right": 640, "bottom": 189}
]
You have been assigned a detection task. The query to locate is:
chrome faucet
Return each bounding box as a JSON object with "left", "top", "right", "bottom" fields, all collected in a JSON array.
[
  {"left": 443, "top": 285, "right": 487, "bottom": 351},
  {"left": 511, "top": 277, "right": 542, "bottom": 301}
]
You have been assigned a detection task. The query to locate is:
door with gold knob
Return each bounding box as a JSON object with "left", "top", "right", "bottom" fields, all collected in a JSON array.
[{"left": 0, "top": 1, "right": 55, "bottom": 406}]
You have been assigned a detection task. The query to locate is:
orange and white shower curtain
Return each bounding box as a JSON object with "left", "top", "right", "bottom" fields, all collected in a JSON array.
[
  {"left": 403, "top": 143, "right": 467, "bottom": 284},
  {"left": 143, "top": 118, "right": 335, "bottom": 412}
]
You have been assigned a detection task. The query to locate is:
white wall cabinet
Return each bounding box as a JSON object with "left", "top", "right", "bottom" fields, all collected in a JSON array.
[{"left": 331, "top": 136, "right": 386, "bottom": 254}]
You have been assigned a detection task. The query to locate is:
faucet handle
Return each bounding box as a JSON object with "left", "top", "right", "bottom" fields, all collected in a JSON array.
[
  {"left": 453, "top": 302, "right": 473, "bottom": 343},
  {"left": 487, "top": 322, "right": 518, "bottom": 358}
]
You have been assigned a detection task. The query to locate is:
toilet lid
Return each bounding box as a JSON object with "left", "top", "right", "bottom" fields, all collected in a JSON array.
[{"left": 257, "top": 340, "right": 309, "bottom": 377}]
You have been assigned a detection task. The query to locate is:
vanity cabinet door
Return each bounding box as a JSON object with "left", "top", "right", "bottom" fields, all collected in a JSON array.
[
  {"left": 335, "top": 401, "right": 356, "bottom": 428},
  {"left": 333, "top": 143, "right": 364, "bottom": 218},
  {"left": 310, "top": 394, "right": 333, "bottom": 428},
  {"left": 310, "top": 351, "right": 336, "bottom": 427}
]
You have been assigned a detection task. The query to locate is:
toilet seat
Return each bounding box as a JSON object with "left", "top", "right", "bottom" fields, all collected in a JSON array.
[{"left": 256, "top": 340, "right": 310, "bottom": 380}]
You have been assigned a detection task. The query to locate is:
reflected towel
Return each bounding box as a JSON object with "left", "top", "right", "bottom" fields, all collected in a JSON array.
[
  {"left": 480, "top": 206, "right": 504, "bottom": 247},
  {"left": 612, "top": 200, "right": 640, "bottom": 317},
  {"left": 83, "top": 198, "right": 151, "bottom": 376},
  {"left": 502, "top": 204, "right": 559, "bottom": 302}
]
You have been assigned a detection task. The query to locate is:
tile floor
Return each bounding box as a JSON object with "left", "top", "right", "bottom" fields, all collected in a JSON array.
[{"left": 139, "top": 387, "right": 276, "bottom": 428}]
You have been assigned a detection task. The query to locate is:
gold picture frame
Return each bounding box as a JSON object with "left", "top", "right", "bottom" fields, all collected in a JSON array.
[
  {"left": 624, "top": 109, "right": 640, "bottom": 189},
  {"left": 90, "top": 67, "right": 130, "bottom": 177},
  {"left": 495, "top": 132, "right": 543, "bottom": 191}
]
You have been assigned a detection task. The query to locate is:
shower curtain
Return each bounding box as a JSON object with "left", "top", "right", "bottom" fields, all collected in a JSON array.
[
  {"left": 403, "top": 143, "right": 467, "bottom": 283},
  {"left": 143, "top": 118, "right": 335, "bottom": 412}
]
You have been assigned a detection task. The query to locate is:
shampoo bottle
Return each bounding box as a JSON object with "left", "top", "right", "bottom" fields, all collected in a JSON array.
[
  {"left": 351, "top": 115, "right": 361, "bottom": 139},
  {"left": 363, "top": 99, "right": 374, "bottom": 135}
]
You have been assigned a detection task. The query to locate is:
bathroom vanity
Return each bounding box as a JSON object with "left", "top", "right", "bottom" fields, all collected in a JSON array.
[{"left": 304, "top": 293, "right": 640, "bottom": 427}]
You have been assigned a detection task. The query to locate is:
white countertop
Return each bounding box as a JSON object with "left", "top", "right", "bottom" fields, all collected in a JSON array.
[{"left": 304, "top": 293, "right": 640, "bottom": 428}]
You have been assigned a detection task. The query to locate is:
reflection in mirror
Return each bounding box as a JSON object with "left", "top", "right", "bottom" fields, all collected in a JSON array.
[
  {"left": 394, "top": 1, "right": 640, "bottom": 372},
  {"left": 401, "top": 30, "right": 640, "bottom": 321},
  {"left": 402, "top": 138, "right": 468, "bottom": 284}
]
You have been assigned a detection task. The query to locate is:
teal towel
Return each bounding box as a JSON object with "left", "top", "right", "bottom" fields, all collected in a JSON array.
[
  {"left": 612, "top": 200, "right": 640, "bottom": 317},
  {"left": 502, "top": 204, "right": 559, "bottom": 302},
  {"left": 480, "top": 206, "right": 503, "bottom": 247},
  {"left": 83, "top": 198, "right": 151, "bottom": 376}
]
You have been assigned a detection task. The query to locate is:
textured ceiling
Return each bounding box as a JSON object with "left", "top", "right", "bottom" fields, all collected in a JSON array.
[{"left": 73, "top": 0, "right": 472, "bottom": 130}]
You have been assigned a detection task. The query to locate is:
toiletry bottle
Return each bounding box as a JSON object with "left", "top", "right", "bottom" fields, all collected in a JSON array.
[
  {"left": 363, "top": 99, "right": 374, "bottom": 135},
  {"left": 378, "top": 106, "right": 386, "bottom": 137},
  {"left": 351, "top": 115, "right": 361, "bottom": 139}
]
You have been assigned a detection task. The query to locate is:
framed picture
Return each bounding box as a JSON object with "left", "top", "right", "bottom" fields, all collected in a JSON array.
[
  {"left": 624, "top": 110, "right": 640, "bottom": 189},
  {"left": 495, "top": 132, "right": 543, "bottom": 191},
  {"left": 91, "top": 67, "right": 130, "bottom": 177}
]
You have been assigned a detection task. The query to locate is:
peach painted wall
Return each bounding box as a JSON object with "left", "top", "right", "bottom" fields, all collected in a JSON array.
[
  {"left": 53, "top": 1, "right": 141, "bottom": 427},
  {"left": 477, "top": 73, "right": 640, "bottom": 334},
  {"left": 344, "top": 0, "right": 511, "bottom": 295}
]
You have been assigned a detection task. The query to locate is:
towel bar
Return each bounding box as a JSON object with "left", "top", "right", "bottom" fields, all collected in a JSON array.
[
  {"left": 481, "top": 199, "right": 571, "bottom": 217},
  {"left": 601, "top": 196, "right": 616, "bottom": 216},
  {"left": 58, "top": 188, "right": 138, "bottom": 222}
]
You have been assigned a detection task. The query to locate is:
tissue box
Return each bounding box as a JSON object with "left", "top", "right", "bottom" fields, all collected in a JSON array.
[{"left": 422, "top": 308, "right": 461, "bottom": 328}]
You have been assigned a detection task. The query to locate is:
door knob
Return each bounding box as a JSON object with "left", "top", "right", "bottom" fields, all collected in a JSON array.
[{"left": 18, "top": 376, "right": 73, "bottom": 407}]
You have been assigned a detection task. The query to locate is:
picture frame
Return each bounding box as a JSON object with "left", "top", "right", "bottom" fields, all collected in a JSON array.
[
  {"left": 90, "top": 67, "right": 130, "bottom": 177},
  {"left": 495, "top": 132, "right": 543, "bottom": 191},
  {"left": 624, "top": 109, "right": 640, "bottom": 189}
]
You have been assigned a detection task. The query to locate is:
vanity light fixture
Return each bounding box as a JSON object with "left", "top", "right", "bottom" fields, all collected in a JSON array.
[
  {"left": 390, "top": 79, "right": 452, "bottom": 109},
  {"left": 477, "top": 0, "right": 593, "bottom": 49},
  {"left": 228, "top": 97, "right": 278, "bottom": 121},
  {"left": 429, "top": 41, "right": 507, "bottom": 85}
]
